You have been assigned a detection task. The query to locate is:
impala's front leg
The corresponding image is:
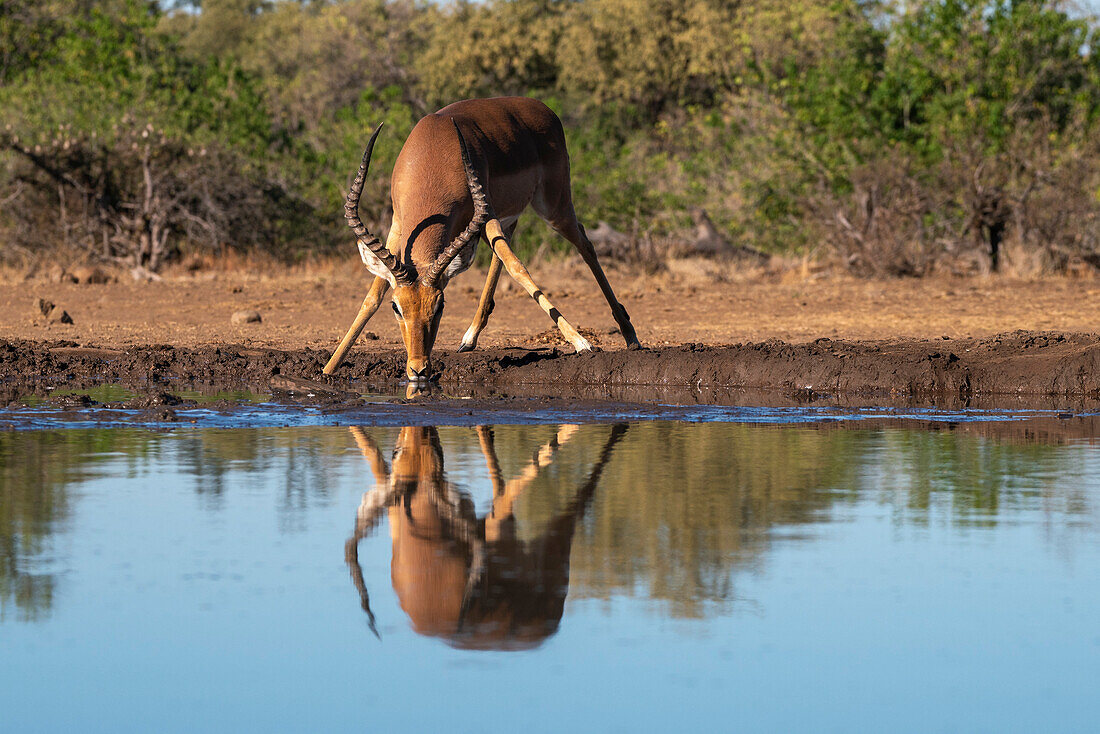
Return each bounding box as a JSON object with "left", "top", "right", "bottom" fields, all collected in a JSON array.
[
  {"left": 323, "top": 276, "right": 390, "bottom": 375},
  {"left": 484, "top": 423, "right": 580, "bottom": 542},
  {"left": 476, "top": 425, "right": 506, "bottom": 495},
  {"left": 459, "top": 252, "right": 504, "bottom": 352},
  {"left": 485, "top": 219, "right": 593, "bottom": 353}
]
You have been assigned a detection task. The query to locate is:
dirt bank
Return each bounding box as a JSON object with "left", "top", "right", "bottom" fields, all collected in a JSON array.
[
  {"left": 3, "top": 263, "right": 1099, "bottom": 409},
  {"left": 2, "top": 330, "right": 1097, "bottom": 408}
]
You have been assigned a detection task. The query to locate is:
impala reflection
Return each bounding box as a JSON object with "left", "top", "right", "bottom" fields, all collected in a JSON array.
[{"left": 345, "top": 423, "right": 628, "bottom": 650}]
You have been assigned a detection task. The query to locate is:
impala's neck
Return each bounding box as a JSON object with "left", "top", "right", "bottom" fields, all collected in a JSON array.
[
  {"left": 391, "top": 426, "right": 444, "bottom": 481},
  {"left": 389, "top": 209, "right": 478, "bottom": 287}
]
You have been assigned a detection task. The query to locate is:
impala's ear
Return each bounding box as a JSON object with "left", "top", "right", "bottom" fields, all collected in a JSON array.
[{"left": 357, "top": 239, "right": 398, "bottom": 288}]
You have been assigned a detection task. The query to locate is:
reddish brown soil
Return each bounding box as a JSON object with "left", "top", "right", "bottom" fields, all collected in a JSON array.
[{"left": 2, "top": 261, "right": 1099, "bottom": 350}]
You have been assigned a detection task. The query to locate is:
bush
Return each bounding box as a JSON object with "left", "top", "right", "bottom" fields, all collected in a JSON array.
[{"left": 0, "top": 0, "right": 311, "bottom": 268}]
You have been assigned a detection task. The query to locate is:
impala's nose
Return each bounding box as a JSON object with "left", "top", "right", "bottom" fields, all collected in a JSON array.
[{"left": 406, "top": 359, "right": 431, "bottom": 382}]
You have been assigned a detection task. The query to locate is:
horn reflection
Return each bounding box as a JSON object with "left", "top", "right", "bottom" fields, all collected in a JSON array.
[{"left": 345, "top": 423, "right": 628, "bottom": 650}]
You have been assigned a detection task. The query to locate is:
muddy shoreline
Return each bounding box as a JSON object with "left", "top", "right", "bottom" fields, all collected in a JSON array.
[{"left": 1, "top": 330, "right": 1098, "bottom": 410}]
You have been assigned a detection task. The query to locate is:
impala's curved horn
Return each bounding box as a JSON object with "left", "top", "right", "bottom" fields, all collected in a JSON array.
[
  {"left": 422, "top": 120, "right": 494, "bottom": 286},
  {"left": 346, "top": 535, "right": 380, "bottom": 639},
  {"left": 346, "top": 123, "right": 413, "bottom": 285}
]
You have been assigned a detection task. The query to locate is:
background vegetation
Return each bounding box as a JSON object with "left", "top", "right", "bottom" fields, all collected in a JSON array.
[{"left": 2, "top": 0, "right": 1100, "bottom": 275}]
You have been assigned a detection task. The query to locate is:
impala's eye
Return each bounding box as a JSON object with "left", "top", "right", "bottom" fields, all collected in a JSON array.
[{"left": 391, "top": 301, "right": 401, "bottom": 317}]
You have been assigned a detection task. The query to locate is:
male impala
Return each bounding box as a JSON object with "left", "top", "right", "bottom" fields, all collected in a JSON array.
[
  {"left": 344, "top": 423, "right": 628, "bottom": 649},
  {"left": 322, "top": 97, "right": 641, "bottom": 381}
]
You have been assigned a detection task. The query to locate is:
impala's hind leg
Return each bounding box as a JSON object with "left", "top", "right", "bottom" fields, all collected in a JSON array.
[
  {"left": 485, "top": 219, "right": 594, "bottom": 353},
  {"left": 323, "top": 275, "right": 390, "bottom": 374},
  {"left": 458, "top": 220, "right": 515, "bottom": 352},
  {"left": 551, "top": 215, "right": 640, "bottom": 349}
]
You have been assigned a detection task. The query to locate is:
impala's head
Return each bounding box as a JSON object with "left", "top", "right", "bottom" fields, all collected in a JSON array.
[
  {"left": 344, "top": 121, "right": 492, "bottom": 383},
  {"left": 390, "top": 283, "right": 444, "bottom": 381}
]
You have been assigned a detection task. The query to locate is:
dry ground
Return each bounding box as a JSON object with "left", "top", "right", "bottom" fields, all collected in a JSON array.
[{"left": 2, "top": 258, "right": 1097, "bottom": 352}]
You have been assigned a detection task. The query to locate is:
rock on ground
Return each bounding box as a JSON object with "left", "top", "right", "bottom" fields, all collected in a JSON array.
[
  {"left": 32, "top": 298, "right": 73, "bottom": 324},
  {"left": 231, "top": 310, "right": 262, "bottom": 324}
]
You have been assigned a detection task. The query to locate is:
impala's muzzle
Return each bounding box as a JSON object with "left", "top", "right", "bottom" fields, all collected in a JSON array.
[{"left": 406, "top": 358, "right": 432, "bottom": 382}]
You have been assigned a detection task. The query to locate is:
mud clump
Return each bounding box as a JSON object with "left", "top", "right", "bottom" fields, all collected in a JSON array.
[
  {"left": 131, "top": 391, "right": 186, "bottom": 408},
  {"left": 148, "top": 407, "right": 179, "bottom": 422},
  {"left": 54, "top": 393, "right": 94, "bottom": 408}
]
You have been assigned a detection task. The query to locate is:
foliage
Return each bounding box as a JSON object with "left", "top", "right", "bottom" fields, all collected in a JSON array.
[
  {"left": 416, "top": 0, "right": 562, "bottom": 108},
  {"left": 1, "top": 0, "right": 1099, "bottom": 272},
  {"left": 0, "top": 0, "right": 298, "bottom": 267}
]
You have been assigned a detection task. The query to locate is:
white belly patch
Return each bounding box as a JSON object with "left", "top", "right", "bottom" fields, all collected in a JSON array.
[{"left": 442, "top": 215, "right": 518, "bottom": 281}]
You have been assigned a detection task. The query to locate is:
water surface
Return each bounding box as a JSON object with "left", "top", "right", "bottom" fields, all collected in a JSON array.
[{"left": 1, "top": 421, "right": 1098, "bottom": 732}]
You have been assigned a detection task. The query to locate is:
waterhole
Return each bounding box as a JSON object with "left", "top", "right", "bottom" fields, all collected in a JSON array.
[{"left": 2, "top": 419, "right": 1098, "bottom": 731}]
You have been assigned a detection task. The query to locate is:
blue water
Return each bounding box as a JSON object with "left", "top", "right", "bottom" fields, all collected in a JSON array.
[{"left": 1, "top": 422, "right": 1098, "bottom": 732}]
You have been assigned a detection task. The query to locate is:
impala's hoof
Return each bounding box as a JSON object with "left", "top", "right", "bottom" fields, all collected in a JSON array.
[
  {"left": 574, "top": 338, "right": 596, "bottom": 354},
  {"left": 627, "top": 340, "right": 642, "bottom": 351},
  {"left": 458, "top": 325, "right": 480, "bottom": 352}
]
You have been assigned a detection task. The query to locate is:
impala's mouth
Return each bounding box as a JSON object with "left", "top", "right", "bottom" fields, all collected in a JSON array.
[{"left": 406, "top": 362, "right": 434, "bottom": 384}]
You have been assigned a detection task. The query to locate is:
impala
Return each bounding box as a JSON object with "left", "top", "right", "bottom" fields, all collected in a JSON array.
[
  {"left": 322, "top": 97, "right": 641, "bottom": 381},
  {"left": 344, "top": 423, "right": 628, "bottom": 649}
]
